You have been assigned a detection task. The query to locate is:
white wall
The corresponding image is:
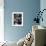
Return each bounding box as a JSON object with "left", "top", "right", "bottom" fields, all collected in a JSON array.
[{"left": 0, "top": 0, "right": 4, "bottom": 42}]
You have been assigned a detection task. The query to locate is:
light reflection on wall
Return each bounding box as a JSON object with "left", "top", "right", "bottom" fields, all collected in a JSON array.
[{"left": 0, "top": 0, "right": 4, "bottom": 42}]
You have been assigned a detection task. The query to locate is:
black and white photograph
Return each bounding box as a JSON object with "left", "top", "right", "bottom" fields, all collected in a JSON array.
[{"left": 12, "top": 12, "right": 23, "bottom": 26}]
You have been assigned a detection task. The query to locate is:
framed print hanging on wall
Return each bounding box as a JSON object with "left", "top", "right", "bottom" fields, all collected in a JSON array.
[{"left": 12, "top": 12, "right": 23, "bottom": 26}]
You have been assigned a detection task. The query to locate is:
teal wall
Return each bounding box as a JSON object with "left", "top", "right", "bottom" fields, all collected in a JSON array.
[{"left": 4, "top": 0, "right": 40, "bottom": 42}]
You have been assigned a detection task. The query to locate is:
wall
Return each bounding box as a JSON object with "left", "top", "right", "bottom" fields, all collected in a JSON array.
[
  {"left": 4, "top": 0, "right": 40, "bottom": 42},
  {"left": 0, "top": 0, "right": 4, "bottom": 42},
  {"left": 40, "top": 0, "right": 46, "bottom": 27}
]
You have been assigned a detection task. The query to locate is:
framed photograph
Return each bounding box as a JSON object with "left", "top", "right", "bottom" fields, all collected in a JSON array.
[{"left": 12, "top": 12, "right": 23, "bottom": 26}]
